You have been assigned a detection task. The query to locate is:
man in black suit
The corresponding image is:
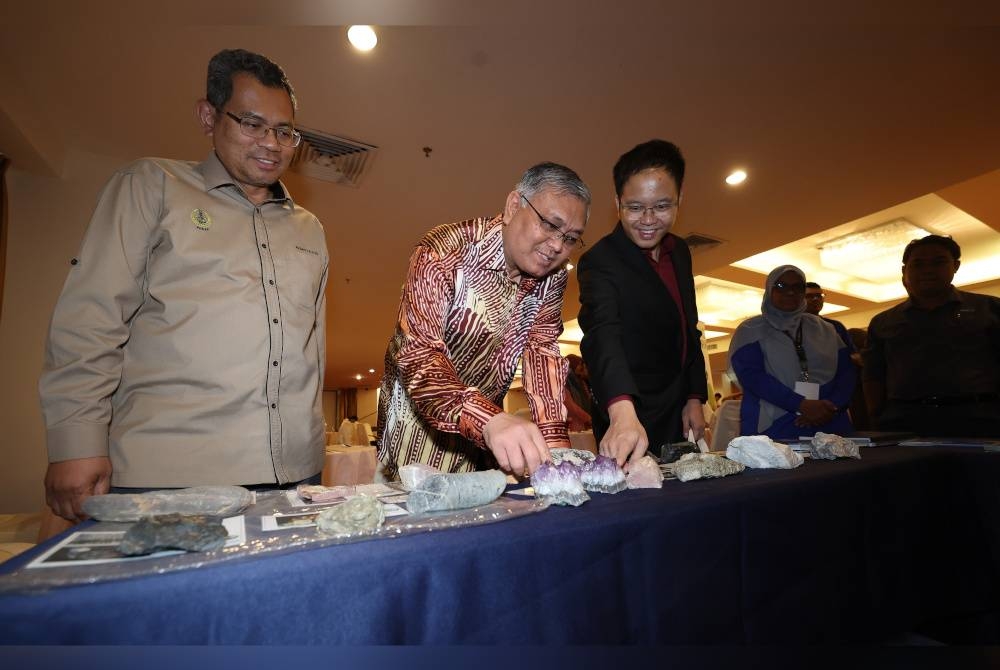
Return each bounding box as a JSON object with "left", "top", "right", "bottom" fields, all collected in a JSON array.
[{"left": 577, "top": 140, "right": 708, "bottom": 467}]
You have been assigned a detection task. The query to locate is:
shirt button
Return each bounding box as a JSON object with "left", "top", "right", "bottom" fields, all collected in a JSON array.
[
  {"left": 273, "top": 318, "right": 278, "bottom": 323},
  {"left": 261, "top": 243, "right": 267, "bottom": 248},
  {"left": 269, "top": 280, "right": 275, "bottom": 285},
  {"left": 273, "top": 361, "right": 278, "bottom": 366},
  {"left": 271, "top": 403, "right": 277, "bottom": 409}
]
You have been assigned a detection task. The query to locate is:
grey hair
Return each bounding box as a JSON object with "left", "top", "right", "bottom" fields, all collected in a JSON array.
[{"left": 515, "top": 162, "right": 592, "bottom": 220}]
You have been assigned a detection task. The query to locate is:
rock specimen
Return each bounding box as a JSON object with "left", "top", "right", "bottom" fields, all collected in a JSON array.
[
  {"left": 658, "top": 441, "right": 700, "bottom": 464},
  {"left": 549, "top": 448, "right": 596, "bottom": 467},
  {"left": 672, "top": 453, "right": 746, "bottom": 482},
  {"left": 407, "top": 469, "right": 508, "bottom": 514},
  {"left": 727, "top": 435, "right": 804, "bottom": 469},
  {"left": 118, "top": 513, "right": 228, "bottom": 555},
  {"left": 297, "top": 484, "right": 353, "bottom": 503},
  {"left": 625, "top": 456, "right": 664, "bottom": 489},
  {"left": 83, "top": 486, "right": 253, "bottom": 522},
  {"left": 580, "top": 454, "right": 627, "bottom": 494},
  {"left": 810, "top": 432, "right": 861, "bottom": 460},
  {"left": 316, "top": 496, "right": 386, "bottom": 537},
  {"left": 531, "top": 461, "right": 589, "bottom": 506},
  {"left": 398, "top": 463, "right": 441, "bottom": 491}
]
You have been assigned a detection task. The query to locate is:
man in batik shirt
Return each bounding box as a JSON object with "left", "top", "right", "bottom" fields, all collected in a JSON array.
[{"left": 378, "top": 163, "right": 590, "bottom": 480}]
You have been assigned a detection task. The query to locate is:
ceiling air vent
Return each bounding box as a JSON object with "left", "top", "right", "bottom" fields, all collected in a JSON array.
[
  {"left": 290, "top": 127, "right": 378, "bottom": 187},
  {"left": 683, "top": 232, "right": 724, "bottom": 254}
]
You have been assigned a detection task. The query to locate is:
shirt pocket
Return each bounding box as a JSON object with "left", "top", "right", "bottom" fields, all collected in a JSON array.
[{"left": 275, "top": 249, "right": 323, "bottom": 312}]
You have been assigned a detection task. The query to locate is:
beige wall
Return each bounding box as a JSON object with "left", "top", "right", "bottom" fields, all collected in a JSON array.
[{"left": 0, "top": 149, "right": 123, "bottom": 513}]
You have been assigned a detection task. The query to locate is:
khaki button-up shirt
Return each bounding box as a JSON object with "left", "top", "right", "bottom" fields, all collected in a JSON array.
[{"left": 39, "top": 153, "right": 328, "bottom": 487}]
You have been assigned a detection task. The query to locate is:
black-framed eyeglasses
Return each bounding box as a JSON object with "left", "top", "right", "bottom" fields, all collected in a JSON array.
[
  {"left": 223, "top": 111, "right": 302, "bottom": 148},
  {"left": 620, "top": 201, "right": 678, "bottom": 219},
  {"left": 773, "top": 281, "right": 806, "bottom": 295},
  {"left": 518, "top": 193, "right": 584, "bottom": 249},
  {"left": 805, "top": 293, "right": 826, "bottom": 300}
]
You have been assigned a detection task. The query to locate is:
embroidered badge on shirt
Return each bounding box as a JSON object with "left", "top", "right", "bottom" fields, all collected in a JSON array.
[{"left": 191, "top": 209, "right": 212, "bottom": 230}]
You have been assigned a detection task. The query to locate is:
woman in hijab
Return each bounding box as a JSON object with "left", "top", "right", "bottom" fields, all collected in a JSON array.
[{"left": 728, "top": 265, "right": 855, "bottom": 439}]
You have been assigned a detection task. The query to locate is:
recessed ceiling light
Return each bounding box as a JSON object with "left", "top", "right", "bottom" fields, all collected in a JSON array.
[
  {"left": 355, "top": 374, "right": 363, "bottom": 381},
  {"left": 725, "top": 170, "right": 747, "bottom": 186},
  {"left": 347, "top": 25, "right": 378, "bottom": 52},
  {"left": 565, "top": 262, "right": 574, "bottom": 271},
  {"left": 368, "top": 368, "right": 375, "bottom": 374}
]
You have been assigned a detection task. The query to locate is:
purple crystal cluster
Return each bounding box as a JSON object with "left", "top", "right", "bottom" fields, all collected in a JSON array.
[
  {"left": 531, "top": 461, "right": 589, "bottom": 506},
  {"left": 580, "top": 455, "right": 627, "bottom": 494}
]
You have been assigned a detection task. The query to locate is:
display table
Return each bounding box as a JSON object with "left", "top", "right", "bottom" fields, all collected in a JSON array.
[
  {"left": 321, "top": 444, "right": 377, "bottom": 486},
  {"left": 1, "top": 446, "right": 997, "bottom": 644},
  {"left": 567, "top": 430, "right": 597, "bottom": 454}
]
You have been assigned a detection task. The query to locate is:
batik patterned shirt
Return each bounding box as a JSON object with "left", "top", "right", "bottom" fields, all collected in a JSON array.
[{"left": 377, "top": 215, "right": 569, "bottom": 480}]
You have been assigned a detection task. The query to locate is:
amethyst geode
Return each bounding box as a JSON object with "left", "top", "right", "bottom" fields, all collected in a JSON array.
[
  {"left": 580, "top": 455, "right": 627, "bottom": 494},
  {"left": 531, "top": 461, "right": 589, "bottom": 506}
]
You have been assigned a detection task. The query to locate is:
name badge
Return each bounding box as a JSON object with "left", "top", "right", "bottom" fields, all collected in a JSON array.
[{"left": 795, "top": 381, "right": 820, "bottom": 400}]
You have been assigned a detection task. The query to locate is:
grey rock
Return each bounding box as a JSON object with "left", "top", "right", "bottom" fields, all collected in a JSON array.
[
  {"left": 316, "top": 495, "right": 386, "bottom": 537},
  {"left": 810, "top": 432, "right": 861, "bottom": 460},
  {"left": 408, "top": 470, "right": 507, "bottom": 514},
  {"left": 672, "top": 453, "right": 746, "bottom": 482},
  {"left": 82, "top": 486, "right": 253, "bottom": 522},
  {"left": 727, "top": 435, "right": 804, "bottom": 469},
  {"left": 118, "top": 513, "right": 228, "bottom": 555}
]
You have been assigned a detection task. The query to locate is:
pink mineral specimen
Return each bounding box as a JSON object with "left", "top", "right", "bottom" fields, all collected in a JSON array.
[{"left": 625, "top": 456, "right": 664, "bottom": 489}]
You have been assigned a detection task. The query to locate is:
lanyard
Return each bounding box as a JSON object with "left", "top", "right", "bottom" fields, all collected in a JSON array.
[{"left": 783, "top": 322, "right": 809, "bottom": 381}]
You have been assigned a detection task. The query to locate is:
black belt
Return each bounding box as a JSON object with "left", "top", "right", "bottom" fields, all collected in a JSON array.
[{"left": 893, "top": 393, "right": 999, "bottom": 407}]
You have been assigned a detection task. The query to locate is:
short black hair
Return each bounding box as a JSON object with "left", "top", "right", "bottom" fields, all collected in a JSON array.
[
  {"left": 613, "top": 139, "right": 685, "bottom": 198},
  {"left": 805, "top": 281, "right": 821, "bottom": 290},
  {"left": 206, "top": 48, "right": 297, "bottom": 113},
  {"left": 902, "top": 234, "right": 961, "bottom": 264}
]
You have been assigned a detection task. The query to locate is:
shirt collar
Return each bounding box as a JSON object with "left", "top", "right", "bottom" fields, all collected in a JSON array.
[
  {"left": 640, "top": 231, "right": 677, "bottom": 262},
  {"left": 196, "top": 151, "right": 292, "bottom": 205},
  {"left": 901, "top": 286, "right": 961, "bottom": 311}
]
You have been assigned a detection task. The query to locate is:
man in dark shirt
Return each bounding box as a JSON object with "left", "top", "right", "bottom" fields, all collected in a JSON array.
[
  {"left": 805, "top": 281, "right": 852, "bottom": 349},
  {"left": 862, "top": 235, "right": 1000, "bottom": 437},
  {"left": 577, "top": 140, "right": 708, "bottom": 467}
]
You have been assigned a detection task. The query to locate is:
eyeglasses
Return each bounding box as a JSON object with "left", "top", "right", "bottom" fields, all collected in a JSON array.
[
  {"left": 773, "top": 281, "right": 806, "bottom": 295},
  {"left": 805, "top": 293, "right": 825, "bottom": 300},
  {"left": 223, "top": 111, "right": 302, "bottom": 148},
  {"left": 519, "top": 193, "right": 584, "bottom": 248},
  {"left": 620, "top": 201, "right": 677, "bottom": 220}
]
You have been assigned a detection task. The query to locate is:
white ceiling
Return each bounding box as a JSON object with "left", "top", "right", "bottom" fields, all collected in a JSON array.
[{"left": 3, "top": 1, "right": 999, "bottom": 388}]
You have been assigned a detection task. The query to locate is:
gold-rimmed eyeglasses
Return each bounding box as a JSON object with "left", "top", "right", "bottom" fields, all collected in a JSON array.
[
  {"left": 519, "top": 193, "right": 584, "bottom": 249},
  {"left": 223, "top": 111, "right": 302, "bottom": 148}
]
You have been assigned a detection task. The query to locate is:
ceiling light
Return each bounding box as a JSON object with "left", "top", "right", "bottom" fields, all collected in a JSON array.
[
  {"left": 348, "top": 25, "right": 378, "bottom": 51},
  {"left": 817, "top": 218, "right": 930, "bottom": 283},
  {"left": 355, "top": 374, "right": 363, "bottom": 381},
  {"left": 565, "top": 262, "right": 574, "bottom": 271},
  {"left": 368, "top": 368, "right": 376, "bottom": 374},
  {"left": 693, "top": 277, "right": 764, "bottom": 327},
  {"left": 725, "top": 170, "right": 747, "bottom": 186}
]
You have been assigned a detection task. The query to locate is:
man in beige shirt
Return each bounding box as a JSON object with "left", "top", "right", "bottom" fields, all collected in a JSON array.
[{"left": 39, "top": 49, "right": 328, "bottom": 521}]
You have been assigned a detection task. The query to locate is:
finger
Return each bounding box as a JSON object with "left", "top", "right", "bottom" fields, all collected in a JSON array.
[{"left": 624, "top": 442, "right": 649, "bottom": 472}]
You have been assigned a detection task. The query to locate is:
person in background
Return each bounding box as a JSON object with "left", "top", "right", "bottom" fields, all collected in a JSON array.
[
  {"left": 846, "top": 328, "right": 872, "bottom": 431},
  {"left": 729, "top": 265, "right": 855, "bottom": 440},
  {"left": 339, "top": 415, "right": 360, "bottom": 446},
  {"left": 863, "top": 235, "right": 999, "bottom": 436},
  {"left": 805, "top": 281, "right": 852, "bottom": 349},
  {"left": 564, "top": 354, "right": 594, "bottom": 432},
  {"left": 577, "top": 139, "right": 708, "bottom": 468},
  {"left": 39, "top": 49, "right": 328, "bottom": 521},
  {"left": 378, "top": 163, "right": 590, "bottom": 480}
]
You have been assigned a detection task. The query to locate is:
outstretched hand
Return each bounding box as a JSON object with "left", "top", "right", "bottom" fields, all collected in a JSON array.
[{"left": 483, "top": 413, "right": 551, "bottom": 476}]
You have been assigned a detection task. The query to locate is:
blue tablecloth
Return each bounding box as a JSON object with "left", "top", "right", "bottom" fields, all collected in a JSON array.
[{"left": 1, "top": 446, "right": 998, "bottom": 644}]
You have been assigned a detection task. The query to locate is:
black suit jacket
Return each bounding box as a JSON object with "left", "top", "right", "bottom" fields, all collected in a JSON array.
[{"left": 577, "top": 224, "right": 707, "bottom": 451}]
